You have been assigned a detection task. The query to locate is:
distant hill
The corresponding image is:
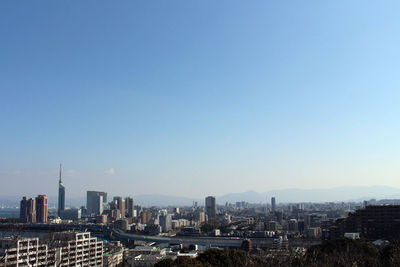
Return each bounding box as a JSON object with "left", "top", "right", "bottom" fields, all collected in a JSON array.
[
  {"left": 134, "top": 194, "right": 201, "bottom": 207},
  {"left": 217, "top": 186, "right": 400, "bottom": 204}
]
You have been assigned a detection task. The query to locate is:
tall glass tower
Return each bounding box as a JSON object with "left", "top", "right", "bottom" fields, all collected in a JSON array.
[{"left": 58, "top": 164, "right": 65, "bottom": 216}]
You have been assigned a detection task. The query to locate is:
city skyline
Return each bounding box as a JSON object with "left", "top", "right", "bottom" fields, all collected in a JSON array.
[{"left": 2, "top": 1, "right": 400, "bottom": 198}]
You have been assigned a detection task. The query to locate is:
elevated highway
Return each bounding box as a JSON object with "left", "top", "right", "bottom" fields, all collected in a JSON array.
[{"left": 0, "top": 223, "right": 321, "bottom": 248}]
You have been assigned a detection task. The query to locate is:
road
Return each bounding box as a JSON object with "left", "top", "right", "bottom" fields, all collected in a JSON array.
[
  {"left": 113, "top": 229, "right": 245, "bottom": 247},
  {"left": 0, "top": 223, "right": 321, "bottom": 248}
]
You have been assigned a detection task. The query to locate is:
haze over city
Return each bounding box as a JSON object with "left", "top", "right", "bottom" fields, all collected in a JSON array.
[{"left": 1, "top": 1, "right": 400, "bottom": 200}]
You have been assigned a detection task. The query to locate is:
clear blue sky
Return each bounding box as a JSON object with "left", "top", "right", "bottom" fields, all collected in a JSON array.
[{"left": 1, "top": 1, "right": 400, "bottom": 199}]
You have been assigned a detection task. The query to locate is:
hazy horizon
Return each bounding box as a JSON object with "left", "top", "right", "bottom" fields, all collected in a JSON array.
[
  {"left": 2, "top": 1, "right": 400, "bottom": 199},
  {"left": 3, "top": 185, "right": 400, "bottom": 207}
]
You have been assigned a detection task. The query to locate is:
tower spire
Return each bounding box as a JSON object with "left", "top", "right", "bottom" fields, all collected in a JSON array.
[{"left": 59, "top": 163, "right": 62, "bottom": 183}]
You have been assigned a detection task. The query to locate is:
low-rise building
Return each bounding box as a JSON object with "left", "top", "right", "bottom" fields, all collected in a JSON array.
[{"left": 103, "top": 244, "right": 124, "bottom": 267}]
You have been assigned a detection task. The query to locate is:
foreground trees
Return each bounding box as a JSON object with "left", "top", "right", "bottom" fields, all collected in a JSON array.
[{"left": 155, "top": 238, "right": 400, "bottom": 267}]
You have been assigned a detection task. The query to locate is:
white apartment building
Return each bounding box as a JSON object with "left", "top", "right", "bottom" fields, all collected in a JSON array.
[{"left": 0, "top": 232, "right": 103, "bottom": 267}]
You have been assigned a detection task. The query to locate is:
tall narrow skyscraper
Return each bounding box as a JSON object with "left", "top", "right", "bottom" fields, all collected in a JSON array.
[
  {"left": 58, "top": 164, "right": 65, "bottom": 217},
  {"left": 205, "top": 196, "right": 216, "bottom": 220},
  {"left": 271, "top": 197, "right": 276, "bottom": 212},
  {"left": 125, "top": 197, "right": 135, "bottom": 218}
]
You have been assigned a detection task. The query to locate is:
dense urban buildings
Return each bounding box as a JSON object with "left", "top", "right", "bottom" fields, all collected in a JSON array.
[
  {"left": 330, "top": 205, "right": 400, "bottom": 240},
  {"left": 113, "top": 196, "right": 125, "bottom": 218},
  {"left": 205, "top": 196, "right": 216, "bottom": 220},
  {"left": 20, "top": 197, "right": 36, "bottom": 223},
  {"left": 20, "top": 195, "right": 48, "bottom": 223},
  {"left": 13, "top": 177, "right": 400, "bottom": 266},
  {"left": 59, "top": 208, "right": 82, "bottom": 221},
  {"left": 12, "top": 188, "right": 400, "bottom": 266},
  {"left": 58, "top": 164, "right": 65, "bottom": 217}
]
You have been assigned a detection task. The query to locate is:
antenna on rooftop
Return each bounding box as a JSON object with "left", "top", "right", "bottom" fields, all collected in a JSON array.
[{"left": 59, "top": 163, "right": 62, "bottom": 183}]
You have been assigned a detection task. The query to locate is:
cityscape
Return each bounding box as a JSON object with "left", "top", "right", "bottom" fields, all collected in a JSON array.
[
  {"left": 2, "top": 0, "right": 400, "bottom": 266},
  {"left": 2, "top": 165, "right": 400, "bottom": 266}
]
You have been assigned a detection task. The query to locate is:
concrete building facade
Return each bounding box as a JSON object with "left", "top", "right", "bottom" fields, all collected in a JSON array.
[{"left": 0, "top": 232, "right": 103, "bottom": 267}]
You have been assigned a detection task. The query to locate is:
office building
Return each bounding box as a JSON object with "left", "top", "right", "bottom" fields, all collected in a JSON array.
[
  {"left": 58, "top": 164, "right": 65, "bottom": 217},
  {"left": 205, "top": 196, "right": 216, "bottom": 219},
  {"left": 87, "top": 191, "right": 107, "bottom": 216},
  {"left": 113, "top": 196, "right": 125, "bottom": 218},
  {"left": 159, "top": 214, "right": 172, "bottom": 233},
  {"left": 100, "top": 191, "right": 107, "bottom": 203},
  {"left": 59, "top": 208, "right": 82, "bottom": 221},
  {"left": 271, "top": 197, "right": 276, "bottom": 212},
  {"left": 35, "top": 195, "right": 48, "bottom": 223},
  {"left": 125, "top": 197, "right": 135, "bottom": 218}
]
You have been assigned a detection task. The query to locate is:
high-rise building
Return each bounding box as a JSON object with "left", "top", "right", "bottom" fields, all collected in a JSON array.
[
  {"left": 159, "top": 214, "right": 172, "bottom": 232},
  {"left": 125, "top": 197, "right": 135, "bottom": 218},
  {"left": 58, "top": 164, "right": 65, "bottom": 217},
  {"left": 205, "top": 196, "right": 216, "bottom": 220},
  {"left": 20, "top": 197, "right": 36, "bottom": 223},
  {"left": 113, "top": 196, "right": 125, "bottom": 218},
  {"left": 87, "top": 191, "right": 107, "bottom": 216},
  {"left": 20, "top": 197, "right": 27, "bottom": 222},
  {"left": 35, "top": 195, "right": 48, "bottom": 223},
  {"left": 271, "top": 197, "right": 276, "bottom": 212},
  {"left": 99, "top": 191, "right": 107, "bottom": 203}
]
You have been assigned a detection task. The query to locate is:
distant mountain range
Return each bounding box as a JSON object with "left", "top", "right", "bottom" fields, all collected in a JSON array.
[
  {"left": 217, "top": 186, "right": 400, "bottom": 204},
  {"left": 2, "top": 186, "right": 400, "bottom": 207},
  {"left": 130, "top": 186, "right": 400, "bottom": 206}
]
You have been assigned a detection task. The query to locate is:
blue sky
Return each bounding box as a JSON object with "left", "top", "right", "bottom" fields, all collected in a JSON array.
[{"left": 1, "top": 1, "right": 400, "bottom": 199}]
